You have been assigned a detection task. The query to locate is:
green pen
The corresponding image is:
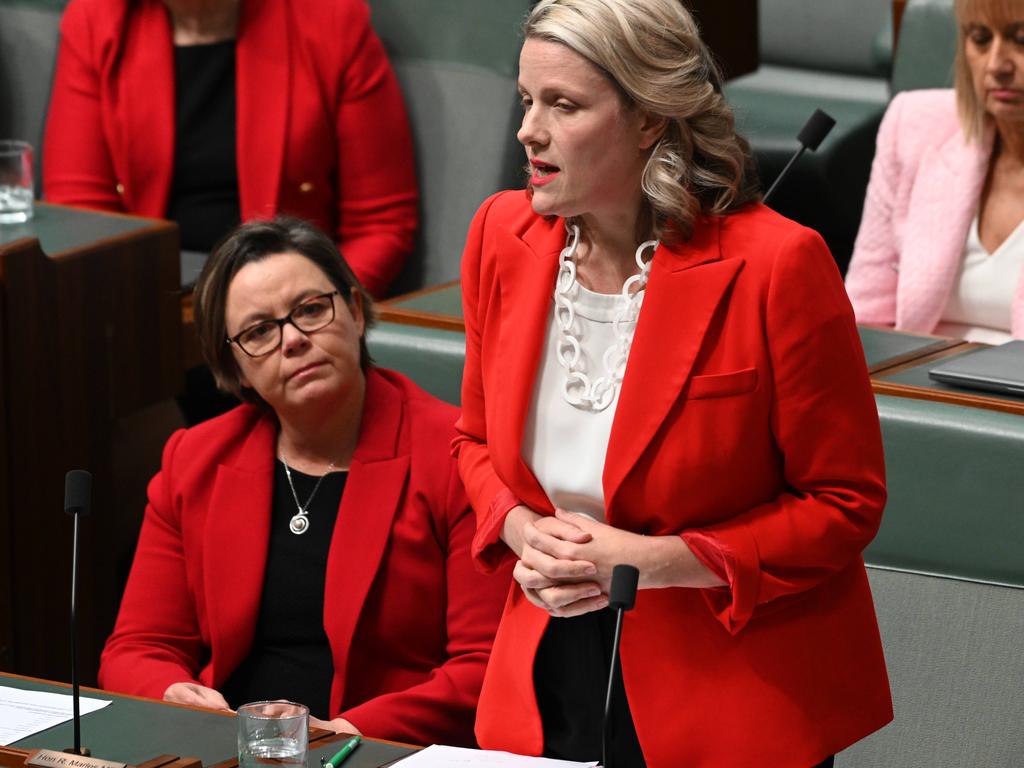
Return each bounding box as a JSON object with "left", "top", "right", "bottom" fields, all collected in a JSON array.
[{"left": 320, "top": 736, "right": 361, "bottom": 768}]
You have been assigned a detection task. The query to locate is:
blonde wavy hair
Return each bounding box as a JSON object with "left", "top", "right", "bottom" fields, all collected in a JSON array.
[
  {"left": 524, "top": 0, "right": 760, "bottom": 242},
  {"left": 953, "top": 0, "right": 1019, "bottom": 142}
]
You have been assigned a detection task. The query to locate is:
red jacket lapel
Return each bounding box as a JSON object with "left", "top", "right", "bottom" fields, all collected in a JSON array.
[
  {"left": 323, "top": 369, "right": 410, "bottom": 711},
  {"left": 491, "top": 216, "right": 563, "bottom": 513},
  {"left": 604, "top": 218, "right": 743, "bottom": 516},
  {"left": 236, "top": 0, "right": 289, "bottom": 221},
  {"left": 119, "top": 0, "right": 175, "bottom": 216},
  {"left": 204, "top": 413, "right": 275, "bottom": 685}
]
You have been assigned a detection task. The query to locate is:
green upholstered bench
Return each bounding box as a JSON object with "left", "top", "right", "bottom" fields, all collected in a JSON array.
[
  {"left": 848, "top": 400, "right": 1024, "bottom": 767},
  {"left": 723, "top": 0, "right": 893, "bottom": 274},
  {"left": 367, "top": 0, "right": 531, "bottom": 295},
  {"left": 0, "top": 0, "right": 65, "bottom": 187},
  {"left": 891, "top": 0, "right": 956, "bottom": 95}
]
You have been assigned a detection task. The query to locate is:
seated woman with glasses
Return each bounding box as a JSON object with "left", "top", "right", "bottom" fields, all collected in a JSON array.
[{"left": 98, "top": 217, "right": 511, "bottom": 746}]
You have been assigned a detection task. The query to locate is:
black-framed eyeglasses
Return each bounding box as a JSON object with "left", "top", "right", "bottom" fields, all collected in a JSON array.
[{"left": 227, "top": 290, "right": 342, "bottom": 357}]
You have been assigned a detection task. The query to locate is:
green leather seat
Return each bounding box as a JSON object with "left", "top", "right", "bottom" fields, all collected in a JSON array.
[
  {"left": 367, "top": 0, "right": 530, "bottom": 294},
  {"left": 724, "top": 0, "right": 892, "bottom": 273},
  {"left": 891, "top": 0, "right": 956, "bottom": 94},
  {"left": 0, "top": 0, "right": 64, "bottom": 188}
]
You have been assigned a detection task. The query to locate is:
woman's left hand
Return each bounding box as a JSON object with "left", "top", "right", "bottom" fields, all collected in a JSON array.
[{"left": 310, "top": 716, "right": 361, "bottom": 736}]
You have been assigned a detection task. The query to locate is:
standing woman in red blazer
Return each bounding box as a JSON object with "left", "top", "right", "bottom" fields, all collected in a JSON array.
[
  {"left": 43, "top": 0, "right": 417, "bottom": 298},
  {"left": 99, "top": 217, "right": 510, "bottom": 746},
  {"left": 453, "top": 1, "right": 892, "bottom": 765}
]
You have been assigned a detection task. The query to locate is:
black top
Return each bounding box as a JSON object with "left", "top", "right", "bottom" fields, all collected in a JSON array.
[
  {"left": 221, "top": 461, "right": 347, "bottom": 719},
  {"left": 166, "top": 41, "right": 241, "bottom": 252}
]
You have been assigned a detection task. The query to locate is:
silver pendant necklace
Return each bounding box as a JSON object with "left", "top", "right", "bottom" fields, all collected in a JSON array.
[{"left": 281, "top": 459, "right": 337, "bottom": 535}]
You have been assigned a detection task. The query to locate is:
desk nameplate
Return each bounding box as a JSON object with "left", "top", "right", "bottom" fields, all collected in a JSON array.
[{"left": 26, "top": 750, "right": 127, "bottom": 768}]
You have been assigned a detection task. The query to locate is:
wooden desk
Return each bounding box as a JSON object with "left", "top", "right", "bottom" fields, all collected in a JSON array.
[
  {"left": 0, "top": 204, "right": 181, "bottom": 684},
  {"left": 0, "top": 674, "right": 416, "bottom": 768}
]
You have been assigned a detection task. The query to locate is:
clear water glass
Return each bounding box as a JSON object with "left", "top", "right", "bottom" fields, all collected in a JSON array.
[
  {"left": 237, "top": 700, "right": 309, "bottom": 768},
  {"left": 0, "top": 140, "right": 34, "bottom": 224}
]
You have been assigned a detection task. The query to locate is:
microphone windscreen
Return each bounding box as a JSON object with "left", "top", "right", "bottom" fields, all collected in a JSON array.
[
  {"left": 608, "top": 564, "right": 640, "bottom": 611},
  {"left": 64, "top": 470, "right": 92, "bottom": 516},
  {"left": 797, "top": 109, "right": 836, "bottom": 151}
]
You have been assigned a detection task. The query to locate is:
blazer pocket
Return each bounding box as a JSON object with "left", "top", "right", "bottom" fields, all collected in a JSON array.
[{"left": 686, "top": 367, "right": 758, "bottom": 400}]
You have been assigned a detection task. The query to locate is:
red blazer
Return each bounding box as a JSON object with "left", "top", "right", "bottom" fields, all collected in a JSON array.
[
  {"left": 43, "top": 0, "right": 418, "bottom": 297},
  {"left": 454, "top": 191, "right": 893, "bottom": 767},
  {"left": 100, "top": 368, "right": 511, "bottom": 747}
]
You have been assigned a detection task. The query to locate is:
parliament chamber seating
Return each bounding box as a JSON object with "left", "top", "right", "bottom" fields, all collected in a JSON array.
[
  {"left": 0, "top": 0, "right": 62, "bottom": 186},
  {"left": 367, "top": 0, "right": 531, "bottom": 295},
  {"left": 723, "top": 0, "right": 893, "bottom": 273},
  {"left": 2, "top": 2, "right": 1023, "bottom": 765}
]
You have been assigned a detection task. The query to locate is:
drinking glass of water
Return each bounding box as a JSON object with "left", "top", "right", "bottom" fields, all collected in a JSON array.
[
  {"left": 237, "top": 700, "right": 309, "bottom": 768},
  {"left": 0, "top": 141, "right": 34, "bottom": 224}
]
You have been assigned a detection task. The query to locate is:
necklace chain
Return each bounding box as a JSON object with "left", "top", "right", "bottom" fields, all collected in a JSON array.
[
  {"left": 282, "top": 458, "right": 337, "bottom": 535},
  {"left": 553, "top": 223, "right": 657, "bottom": 412}
]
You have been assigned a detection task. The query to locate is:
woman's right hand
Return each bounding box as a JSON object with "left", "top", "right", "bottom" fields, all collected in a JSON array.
[
  {"left": 164, "top": 682, "right": 232, "bottom": 711},
  {"left": 502, "top": 505, "right": 606, "bottom": 616}
]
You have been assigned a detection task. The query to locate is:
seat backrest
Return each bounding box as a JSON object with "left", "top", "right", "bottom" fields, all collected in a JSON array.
[
  {"left": 367, "top": 0, "right": 530, "bottom": 294},
  {"left": 0, "top": 0, "right": 64, "bottom": 190},
  {"left": 844, "top": 568, "right": 1024, "bottom": 767},
  {"left": 891, "top": 0, "right": 957, "bottom": 94},
  {"left": 758, "top": 0, "right": 892, "bottom": 77}
]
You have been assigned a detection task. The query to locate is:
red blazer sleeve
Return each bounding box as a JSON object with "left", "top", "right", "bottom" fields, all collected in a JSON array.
[
  {"left": 683, "top": 226, "right": 887, "bottom": 634},
  {"left": 98, "top": 429, "right": 206, "bottom": 697},
  {"left": 338, "top": 454, "right": 512, "bottom": 746},
  {"left": 43, "top": 0, "right": 124, "bottom": 211},
  {"left": 331, "top": 1, "right": 418, "bottom": 297},
  {"left": 452, "top": 193, "right": 522, "bottom": 573}
]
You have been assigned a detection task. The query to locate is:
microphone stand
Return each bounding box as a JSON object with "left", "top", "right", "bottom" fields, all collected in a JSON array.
[
  {"left": 64, "top": 470, "right": 92, "bottom": 757},
  {"left": 762, "top": 108, "right": 836, "bottom": 206},
  {"left": 602, "top": 564, "right": 639, "bottom": 768}
]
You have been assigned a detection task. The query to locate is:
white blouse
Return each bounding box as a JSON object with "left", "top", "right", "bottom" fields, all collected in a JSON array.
[
  {"left": 521, "top": 282, "right": 643, "bottom": 522},
  {"left": 937, "top": 214, "right": 1024, "bottom": 344}
]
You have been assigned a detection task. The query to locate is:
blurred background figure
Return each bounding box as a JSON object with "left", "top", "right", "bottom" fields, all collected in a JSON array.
[
  {"left": 42, "top": 0, "right": 418, "bottom": 299},
  {"left": 846, "top": 0, "right": 1024, "bottom": 343}
]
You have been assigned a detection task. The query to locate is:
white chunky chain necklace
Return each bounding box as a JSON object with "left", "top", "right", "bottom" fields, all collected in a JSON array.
[{"left": 553, "top": 223, "right": 657, "bottom": 412}]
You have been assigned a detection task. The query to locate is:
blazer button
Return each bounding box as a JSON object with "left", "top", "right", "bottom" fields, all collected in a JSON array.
[
  {"left": 299, "top": 182, "right": 314, "bottom": 193},
  {"left": 116, "top": 183, "right": 125, "bottom": 195}
]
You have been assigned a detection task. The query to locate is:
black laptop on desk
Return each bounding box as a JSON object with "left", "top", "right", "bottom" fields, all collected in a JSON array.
[{"left": 928, "top": 340, "right": 1024, "bottom": 397}]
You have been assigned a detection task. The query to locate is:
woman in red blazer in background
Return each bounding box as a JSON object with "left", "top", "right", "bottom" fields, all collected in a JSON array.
[
  {"left": 453, "top": 1, "right": 892, "bottom": 766},
  {"left": 43, "top": 0, "right": 416, "bottom": 298},
  {"left": 100, "top": 217, "right": 509, "bottom": 746}
]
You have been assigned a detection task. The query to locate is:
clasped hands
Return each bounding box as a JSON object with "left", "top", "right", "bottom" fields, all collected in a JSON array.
[{"left": 505, "top": 507, "right": 650, "bottom": 618}]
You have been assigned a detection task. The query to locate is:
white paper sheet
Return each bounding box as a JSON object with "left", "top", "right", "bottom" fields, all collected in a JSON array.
[
  {"left": 0, "top": 686, "right": 112, "bottom": 745},
  {"left": 394, "top": 745, "right": 599, "bottom": 767}
]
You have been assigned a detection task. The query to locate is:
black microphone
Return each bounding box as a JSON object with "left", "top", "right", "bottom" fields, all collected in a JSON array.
[
  {"left": 64, "top": 470, "right": 92, "bottom": 757},
  {"left": 602, "top": 564, "right": 640, "bottom": 768},
  {"left": 762, "top": 108, "right": 836, "bottom": 206}
]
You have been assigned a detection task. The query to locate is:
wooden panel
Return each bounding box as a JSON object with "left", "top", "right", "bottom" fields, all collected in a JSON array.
[
  {"left": 687, "top": 0, "right": 760, "bottom": 80},
  {"left": 0, "top": 211, "right": 181, "bottom": 685}
]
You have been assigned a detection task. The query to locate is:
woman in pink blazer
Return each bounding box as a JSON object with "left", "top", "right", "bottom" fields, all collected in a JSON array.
[
  {"left": 100, "top": 218, "right": 510, "bottom": 746},
  {"left": 43, "top": 0, "right": 417, "bottom": 297},
  {"left": 453, "top": 1, "right": 891, "bottom": 766},
  {"left": 846, "top": 0, "right": 1024, "bottom": 340}
]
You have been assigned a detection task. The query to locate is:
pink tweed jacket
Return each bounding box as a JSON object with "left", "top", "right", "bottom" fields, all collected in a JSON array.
[{"left": 846, "top": 89, "right": 1024, "bottom": 338}]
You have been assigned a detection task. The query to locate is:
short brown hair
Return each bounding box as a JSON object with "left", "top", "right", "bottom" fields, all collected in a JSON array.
[{"left": 193, "top": 217, "right": 375, "bottom": 404}]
